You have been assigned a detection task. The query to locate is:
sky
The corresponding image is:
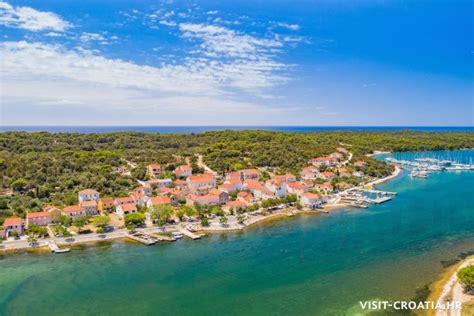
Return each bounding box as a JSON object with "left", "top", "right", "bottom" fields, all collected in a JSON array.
[{"left": 0, "top": 0, "right": 472, "bottom": 126}]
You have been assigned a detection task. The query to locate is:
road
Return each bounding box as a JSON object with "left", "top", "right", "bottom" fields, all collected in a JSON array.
[{"left": 197, "top": 154, "right": 217, "bottom": 175}]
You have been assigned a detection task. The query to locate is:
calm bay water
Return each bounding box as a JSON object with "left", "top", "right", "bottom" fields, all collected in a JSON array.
[{"left": 0, "top": 150, "right": 473, "bottom": 315}]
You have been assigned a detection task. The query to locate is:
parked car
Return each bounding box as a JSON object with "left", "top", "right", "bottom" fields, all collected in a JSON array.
[{"left": 103, "top": 226, "right": 114, "bottom": 233}]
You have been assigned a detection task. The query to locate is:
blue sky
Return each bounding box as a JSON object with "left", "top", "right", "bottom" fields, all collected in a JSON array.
[{"left": 0, "top": 0, "right": 472, "bottom": 126}]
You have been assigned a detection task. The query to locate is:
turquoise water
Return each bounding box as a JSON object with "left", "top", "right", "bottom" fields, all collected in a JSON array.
[{"left": 1, "top": 150, "right": 473, "bottom": 316}]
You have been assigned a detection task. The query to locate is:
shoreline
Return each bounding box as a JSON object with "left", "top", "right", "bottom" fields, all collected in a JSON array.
[
  {"left": 0, "top": 163, "right": 402, "bottom": 254},
  {"left": 427, "top": 256, "right": 474, "bottom": 316}
]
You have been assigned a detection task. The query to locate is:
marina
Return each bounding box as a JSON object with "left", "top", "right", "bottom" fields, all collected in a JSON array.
[
  {"left": 386, "top": 156, "right": 474, "bottom": 179},
  {"left": 340, "top": 188, "right": 396, "bottom": 206}
]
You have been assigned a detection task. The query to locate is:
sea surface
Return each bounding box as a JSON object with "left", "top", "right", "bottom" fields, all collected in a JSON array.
[
  {"left": 1, "top": 125, "right": 473, "bottom": 133},
  {"left": 0, "top": 150, "right": 473, "bottom": 315}
]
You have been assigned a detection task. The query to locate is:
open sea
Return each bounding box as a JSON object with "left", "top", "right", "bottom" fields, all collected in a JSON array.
[
  {"left": 1, "top": 126, "right": 473, "bottom": 133},
  {"left": 0, "top": 150, "right": 473, "bottom": 315}
]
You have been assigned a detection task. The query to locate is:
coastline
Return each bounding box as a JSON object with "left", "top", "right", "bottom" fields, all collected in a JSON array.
[
  {"left": 427, "top": 256, "right": 474, "bottom": 316},
  {"left": 0, "top": 163, "right": 403, "bottom": 254}
]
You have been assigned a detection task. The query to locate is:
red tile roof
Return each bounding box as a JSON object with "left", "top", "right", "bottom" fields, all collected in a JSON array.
[
  {"left": 219, "top": 183, "right": 235, "bottom": 189},
  {"left": 237, "top": 191, "right": 253, "bottom": 201},
  {"left": 26, "top": 212, "right": 50, "bottom": 219},
  {"left": 187, "top": 194, "right": 219, "bottom": 202},
  {"left": 321, "top": 171, "right": 336, "bottom": 177},
  {"left": 78, "top": 189, "right": 99, "bottom": 195},
  {"left": 287, "top": 182, "right": 306, "bottom": 190},
  {"left": 120, "top": 204, "right": 137, "bottom": 212},
  {"left": 3, "top": 217, "right": 23, "bottom": 226},
  {"left": 188, "top": 174, "right": 215, "bottom": 183},
  {"left": 228, "top": 200, "right": 248, "bottom": 208},
  {"left": 241, "top": 169, "right": 258, "bottom": 174},
  {"left": 149, "top": 196, "right": 171, "bottom": 205},
  {"left": 272, "top": 173, "right": 296, "bottom": 181},
  {"left": 80, "top": 200, "right": 97, "bottom": 207},
  {"left": 63, "top": 205, "right": 85, "bottom": 212},
  {"left": 313, "top": 156, "right": 331, "bottom": 161},
  {"left": 316, "top": 183, "right": 333, "bottom": 189},
  {"left": 99, "top": 197, "right": 114, "bottom": 204},
  {"left": 114, "top": 197, "right": 135, "bottom": 204},
  {"left": 302, "top": 192, "right": 321, "bottom": 200},
  {"left": 209, "top": 188, "right": 225, "bottom": 196},
  {"left": 174, "top": 165, "right": 192, "bottom": 173}
]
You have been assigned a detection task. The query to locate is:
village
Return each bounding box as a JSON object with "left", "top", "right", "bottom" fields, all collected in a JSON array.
[{"left": 0, "top": 147, "right": 392, "bottom": 252}]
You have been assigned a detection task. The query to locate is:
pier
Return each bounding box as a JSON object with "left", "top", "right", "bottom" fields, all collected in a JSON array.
[
  {"left": 370, "top": 196, "right": 392, "bottom": 204},
  {"left": 178, "top": 228, "right": 205, "bottom": 240},
  {"left": 48, "top": 241, "right": 70, "bottom": 253},
  {"left": 341, "top": 194, "right": 392, "bottom": 205},
  {"left": 151, "top": 234, "right": 177, "bottom": 242},
  {"left": 357, "top": 189, "right": 397, "bottom": 195},
  {"left": 127, "top": 232, "right": 158, "bottom": 245}
]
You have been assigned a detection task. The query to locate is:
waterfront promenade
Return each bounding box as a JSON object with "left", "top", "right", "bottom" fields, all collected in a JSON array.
[{"left": 0, "top": 164, "right": 404, "bottom": 253}]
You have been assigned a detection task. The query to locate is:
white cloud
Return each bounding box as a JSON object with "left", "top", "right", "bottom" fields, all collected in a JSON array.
[
  {"left": 0, "top": 41, "right": 219, "bottom": 94},
  {"left": 179, "top": 23, "right": 282, "bottom": 59},
  {"left": 276, "top": 22, "right": 300, "bottom": 31},
  {"left": 45, "top": 31, "right": 63, "bottom": 37},
  {"left": 159, "top": 20, "right": 177, "bottom": 27},
  {"left": 0, "top": 1, "right": 71, "bottom": 32},
  {"left": 207, "top": 10, "right": 218, "bottom": 15},
  {"left": 1, "top": 21, "right": 301, "bottom": 124},
  {"left": 79, "top": 32, "right": 106, "bottom": 42}
]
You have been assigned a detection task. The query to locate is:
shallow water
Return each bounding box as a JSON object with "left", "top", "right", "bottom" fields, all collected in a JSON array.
[{"left": 1, "top": 150, "right": 473, "bottom": 315}]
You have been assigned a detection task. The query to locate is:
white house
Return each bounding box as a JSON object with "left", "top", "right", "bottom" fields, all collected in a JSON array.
[
  {"left": 243, "top": 180, "right": 274, "bottom": 199},
  {"left": 300, "top": 192, "right": 323, "bottom": 209},
  {"left": 187, "top": 174, "right": 216, "bottom": 193},
  {"left": 265, "top": 180, "right": 287, "bottom": 198},
  {"left": 186, "top": 194, "right": 220, "bottom": 206},
  {"left": 78, "top": 189, "right": 100, "bottom": 203},
  {"left": 147, "top": 178, "right": 173, "bottom": 189},
  {"left": 173, "top": 165, "right": 193, "bottom": 178},
  {"left": 116, "top": 203, "right": 137, "bottom": 217},
  {"left": 286, "top": 182, "right": 307, "bottom": 196}
]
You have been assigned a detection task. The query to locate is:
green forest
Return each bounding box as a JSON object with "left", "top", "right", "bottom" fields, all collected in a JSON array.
[{"left": 0, "top": 130, "right": 472, "bottom": 223}]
